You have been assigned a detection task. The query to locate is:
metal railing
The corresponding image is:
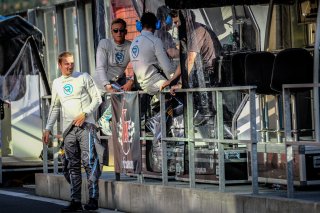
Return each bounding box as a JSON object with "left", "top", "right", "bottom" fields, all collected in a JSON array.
[
  {"left": 283, "top": 83, "right": 320, "bottom": 198},
  {"left": 41, "top": 95, "right": 61, "bottom": 174},
  {"left": 158, "top": 86, "right": 259, "bottom": 194},
  {"left": 39, "top": 83, "right": 320, "bottom": 198}
]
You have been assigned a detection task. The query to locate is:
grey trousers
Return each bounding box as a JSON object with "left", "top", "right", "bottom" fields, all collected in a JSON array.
[{"left": 64, "top": 124, "right": 101, "bottom": 202}]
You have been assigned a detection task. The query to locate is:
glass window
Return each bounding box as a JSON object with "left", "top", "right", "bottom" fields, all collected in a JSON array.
[
  {"left": 64, "top": 6, "right": 80, "bottom": 71},
  {"left": 44, "top": 9, "right": 58, "bottom": 84},
  {"left": 85, "top": 2, "right": 96, "bottom": 75}
]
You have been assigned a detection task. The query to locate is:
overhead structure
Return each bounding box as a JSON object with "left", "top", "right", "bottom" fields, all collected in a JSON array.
[
  {"left": 165, "top": 0, "right": 294, "bottom": 9},
  {"left": 0, "top": 15, "right": 50, "bottom": 101}
]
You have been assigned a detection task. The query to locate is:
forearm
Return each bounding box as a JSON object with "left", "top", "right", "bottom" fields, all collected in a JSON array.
[
  {"left": 187, "top": 51, "right": 197, "bottom": 76},
  {"left": 83, "top": 76, "right": 102, "bottom": 115},
  {"left": 169, "top": 64, "right": 181, "bottom": 84},
  {"left": 45, "top": 105, "right": 60, "bottom": 131},
  {"left": 45, "top": 85, "right": 60, "bottom": 131}
]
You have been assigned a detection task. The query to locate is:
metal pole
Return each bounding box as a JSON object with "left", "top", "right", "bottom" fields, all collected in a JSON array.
[
  {"left": 53, "top": 140, "right": 59, "bottom": 174},
  {"left": 187, "top": 91, "right": 195, "bottom": 188},
  {"left": 41, "top": 97, "right": 48, "bottom": 174},
  {"left": 217, "top": 91, "right": 225, "bottom": 192},
  {"left": 283, "top": 88, "right": 294, "bottom": 198},
  {"left": 0, "top": 115, "right": 2, "bottom": 185},
  {"left": 249, "top": 89, "right": 258, "bottom": 195},
  {"left": 313, "top": 2, "right": 320, "bottom": 142},
  {"left": 160, "top": 92, "right": 168, "bottom": 186},
  {"left": 258, "top": 96, "right": 266, "bottom": 142}
]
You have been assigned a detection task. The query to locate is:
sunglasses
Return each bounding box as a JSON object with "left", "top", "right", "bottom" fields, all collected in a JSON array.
[{"left": 112, "top": 28, "right": 126, "bottom": 33}]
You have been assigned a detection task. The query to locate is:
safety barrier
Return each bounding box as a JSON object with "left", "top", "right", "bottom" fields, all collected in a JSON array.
[
  {"left": 38, "top": 83, "right": 320, "bottom": 198},
  {"left": 157, "top": 86, "right": 258, "bottom": 193},
  {"left": 41, "top": 95, "right": 61, "bottom": 175},
  {"left": 283, "top": 83, "right": 320, "bottom": 198}
]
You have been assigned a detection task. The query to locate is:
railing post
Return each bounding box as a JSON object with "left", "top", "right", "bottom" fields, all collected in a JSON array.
[
  {"left": 137, "top": 92, "right": 144, "bottom": 184},
  {"left": 216, "top": 90, "right": 225, "bottom": 192},
  {"left": 41, "top": 96, "right": 48, "bottom": 174},
  {"left": 53, "top": 139, "right": 59, "bottom": 174},
  {"left": 160, "top": 92, "right": 168, "bottom": 186},
  {"left": 283, "top": 87, "right": 294, "bottom": 198},
  {"left": 187, "top": 91, "right": 195, "bottom": 188},
  {"left": 249, "top": 88, "right": 258, "bottom": 195},
  {"left": 0, "top": 116, "right": 2, "bottom": 185}
]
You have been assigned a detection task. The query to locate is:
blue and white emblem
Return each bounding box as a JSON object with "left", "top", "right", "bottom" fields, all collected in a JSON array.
[
  {"left": 63, "top": 84, "right": 73, "bottom": 95},
  {"left": 115, "top": 51, "right": 124, "bottom": 64},
  {"left": 131, "top": 45, "right": 139, "bottom": 58}
]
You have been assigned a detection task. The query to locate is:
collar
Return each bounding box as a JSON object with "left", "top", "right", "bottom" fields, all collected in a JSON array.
[
  {"left": 141, "top": 30, "right": 153, "bottom": 36},
  {"left": 112, "top": 39, "right": 128, "bottom": 47}
]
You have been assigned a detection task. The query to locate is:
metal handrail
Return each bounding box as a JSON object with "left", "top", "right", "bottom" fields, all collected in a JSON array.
[
  {"left": 41, "top": 95, "right": 60, "bottom": 174},
  {"left": 40, "top": 86, "right": 260, "bottom": 195},
  {"left": 283, "top": 83, "right": 320, "bottom": 198},
  {"left": 159, "top": 86, "right": 259, "bottom": 194}
]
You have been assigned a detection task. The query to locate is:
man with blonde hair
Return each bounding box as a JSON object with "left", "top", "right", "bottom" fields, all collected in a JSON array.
[{"left": 43, "top": 51, "right": 102, "bottom": 212}]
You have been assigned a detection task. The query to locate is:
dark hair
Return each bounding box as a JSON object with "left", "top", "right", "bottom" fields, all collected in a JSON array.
[
  {"left": 140, "top": 12, "right": 157, "bottom": 30},
  {"left": 169, "top": 9, "right": 179, "bottom": 18},
  {"left": 111, "top": 18, "right": 127, "bottom": 29},
  {"left": 156, "top": 5, "right": 171, "bottom": 22}
]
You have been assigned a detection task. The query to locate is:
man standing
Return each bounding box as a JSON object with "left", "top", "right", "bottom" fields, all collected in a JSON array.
[
  {"left": 94, "top": 18, "right": 134, "bottom": 136},
  {"left": 155, "top": 5, "right": 179, "bottom": 59},
  {"left": 42, "top": 52, "right": 102, "bottom": 212},
  {"left": 130, "top": 12, "right": 180, "bottom": 95},
  {"left": 170, "top": 9, "right": 222, "bottom": 126},
  {"left": 170, "top": 9, "right": 222, "bottom": 83}
]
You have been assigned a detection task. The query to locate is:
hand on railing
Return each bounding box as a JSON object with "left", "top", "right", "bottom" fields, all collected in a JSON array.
[
  {"left": 169, "top": 83, "right": 182, "bottom": 96},
  {"left": 121, "top": 80, "right": 134, "bottom": 91},
  {"left": 160, "top": 80, "right": 171, "bottom": 91}
]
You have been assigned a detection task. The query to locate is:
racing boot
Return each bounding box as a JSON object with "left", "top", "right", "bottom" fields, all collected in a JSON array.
[
  {"left": 61, "top": 199, "right": 83, "bottom": 212},
  {"left": 84, "top": 198, "right": 98, "bottom": 211}
]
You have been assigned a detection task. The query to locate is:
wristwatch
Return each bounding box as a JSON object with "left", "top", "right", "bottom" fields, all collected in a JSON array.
[
  {"left": 83, "top": 112, "right": 88, "bottom": 117},
  {"left": 126, "top": 76, "right": 134, "bottom": 81}
]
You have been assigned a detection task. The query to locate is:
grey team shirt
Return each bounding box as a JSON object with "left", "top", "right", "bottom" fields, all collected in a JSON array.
[
  {"left": 129, "top": 30, "right": 175, "bottom": 93},
  {"left": 94, "top": 39, "right": 131, "bottom": 90},
  {"left": 45, "top": 71, "right": 102, "bottom": 132}
]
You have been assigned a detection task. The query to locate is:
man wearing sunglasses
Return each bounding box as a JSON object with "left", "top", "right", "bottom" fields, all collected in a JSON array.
[
  {"left": 94, "top": 18, "right": 134, "bottom": 136},
  {"left": 94, "top": 18, "right": 134, "bottom": 93}
]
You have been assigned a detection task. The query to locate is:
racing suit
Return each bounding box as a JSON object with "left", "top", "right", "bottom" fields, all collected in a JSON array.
[
  {"left": 130, "top": 30, "right": 176, "bottom": 95},
  {"left": 45, "top": 71, "right": 102, "bottom": 202},
  {"left": 94, "top": 38, "right": 132, "bottom": 93}
]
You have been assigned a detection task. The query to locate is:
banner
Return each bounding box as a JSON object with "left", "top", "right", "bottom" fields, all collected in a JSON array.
[{"left": 111, "top": 92, "right": 141, "bottom": 174}]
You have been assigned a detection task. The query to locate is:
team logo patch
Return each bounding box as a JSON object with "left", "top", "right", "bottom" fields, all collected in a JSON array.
[
  {"left": 63, "top": 84, "right": 73, "bottom": 95},
  {"left": 131, "top": 45, "right": 139, "bottom": 58},
  {"left": 115, "top": 51, "right": 124, "bottom": 64}
]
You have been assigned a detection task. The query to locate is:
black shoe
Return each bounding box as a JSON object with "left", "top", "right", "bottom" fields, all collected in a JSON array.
[
  {"left": 61, "top": 200, "right": 83, "bottom": 212},
  {"left": 84, "top": 198, "right": 98, "bottom": 211}
]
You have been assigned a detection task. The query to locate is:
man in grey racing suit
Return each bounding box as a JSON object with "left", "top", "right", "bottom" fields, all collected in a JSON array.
[
  {"left": 130, "top": 12, "right": 180, "bottom": 95},
  {"left": 94, "top": 18, "right": 134, "bottom": 136},
  {"left": 42, "top": 51, "right": 102, "bottom": 212}
]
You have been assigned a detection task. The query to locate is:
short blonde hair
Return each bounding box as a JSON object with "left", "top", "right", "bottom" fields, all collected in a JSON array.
[{"left": 58, "top": 51, "right": 73, "bottom": 64}]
